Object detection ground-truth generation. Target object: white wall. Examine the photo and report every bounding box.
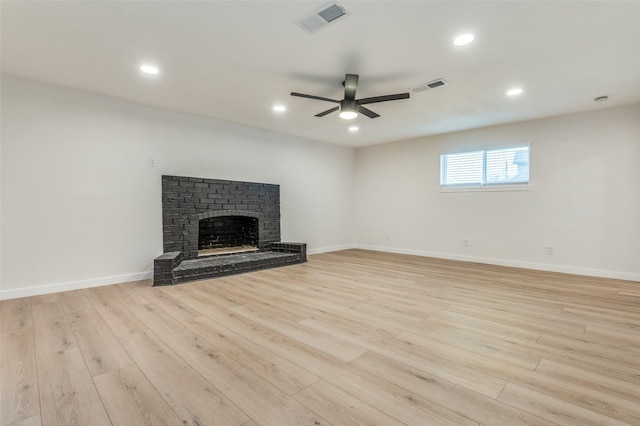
[1,76,356,299]
[3,76,638,300]
[354,104,640,281]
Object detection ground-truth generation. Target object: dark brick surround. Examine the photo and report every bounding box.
[162,175,280,259]
[155,176,305,286]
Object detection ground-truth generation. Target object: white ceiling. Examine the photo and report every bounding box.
[2,1,640,147]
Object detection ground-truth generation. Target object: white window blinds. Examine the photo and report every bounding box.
[440,145,530,188]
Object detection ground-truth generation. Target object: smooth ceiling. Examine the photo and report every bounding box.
[2,1,640,147]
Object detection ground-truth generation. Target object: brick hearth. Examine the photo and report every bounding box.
[153,175,306,285]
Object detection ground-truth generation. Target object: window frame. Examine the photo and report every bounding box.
[439,143,531,192]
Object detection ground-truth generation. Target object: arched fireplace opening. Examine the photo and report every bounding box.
[198,215,258,257]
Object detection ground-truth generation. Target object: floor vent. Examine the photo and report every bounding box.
[297,3,348,34]
[411,78,449,93]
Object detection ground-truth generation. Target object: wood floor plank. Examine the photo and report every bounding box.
[0,328,40,425]
[0,298,30,314]
[292,379,406,426]
[302,318,507,398]
[351,351,552,426]
[6,415,42,426]
[126,302,217,361]
[133,286,201,322]
[535,359,640,407]
[36,348,111,426]
[0,299,32,332]
[498,382,629,426]
[172,280,243,310]
[29,294,59,305]
[184,315,319,395]
[426,309,541,342]
[82,286,147,337]
[58,289,95,313]
[537,332,640,366]
[65,307,133,376]
[119,330,249,426]
[109,282,151,305]
[159,282,242,317]
[3,249,639,426]
[93,364,183,426]
[190,351,328,426]
[31,302,77,357]
[447,303,587,336]
[231,304,368,362]
[584,324,640,347]
[197,309,477,425]
[421,318,541,369]
[428,331,640,421]
[395,324,640,423]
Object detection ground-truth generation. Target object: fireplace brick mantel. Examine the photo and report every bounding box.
[162,175,280,259]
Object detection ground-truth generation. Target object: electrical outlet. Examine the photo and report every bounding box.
[463,239,469,247]
[385,234,390,241]
[546,245,554,255]
[148,157,156,167]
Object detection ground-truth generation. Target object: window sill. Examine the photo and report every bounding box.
[439,184,532,193]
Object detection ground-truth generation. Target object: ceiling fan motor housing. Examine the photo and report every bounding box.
[340,99,358,113]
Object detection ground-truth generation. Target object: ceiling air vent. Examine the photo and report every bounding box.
[411,78,449,93]
[297,3,348,34]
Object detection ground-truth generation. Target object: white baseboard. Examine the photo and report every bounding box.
[307,244,357,255]
[0,271,152,300]
[0,244,356,300]
[0,244,355,300]
[3,244,636,300]
[355,245,640,282]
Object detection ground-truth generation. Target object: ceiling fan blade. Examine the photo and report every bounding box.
[315,106,340,117]
[357,93,410,105]
[357,105,380,119]
[290,92,340,103]
[344,74,359,101]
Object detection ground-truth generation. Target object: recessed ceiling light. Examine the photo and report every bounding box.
[349,126,359,132]
[507,88,523,96]
[453,34,474,46]
[272,105,286,112]
[140,65,159,75]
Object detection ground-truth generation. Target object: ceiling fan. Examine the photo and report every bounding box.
[291,74,409,120]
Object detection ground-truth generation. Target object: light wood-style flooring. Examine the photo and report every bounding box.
[1,249,639,425]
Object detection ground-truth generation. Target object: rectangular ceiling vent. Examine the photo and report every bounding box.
[297,3,348,34]
[411,78,449,93]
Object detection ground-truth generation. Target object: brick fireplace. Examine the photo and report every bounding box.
[154,175,305,285]
[161,175,280,259]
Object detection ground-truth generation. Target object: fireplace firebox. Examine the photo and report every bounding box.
[198,215,258,256]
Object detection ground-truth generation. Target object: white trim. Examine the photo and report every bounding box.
[439,184,532,193]
[3,243,636,300]
[439,141,532,157]
[0,244,356,300]
[308,244,357,255]
[355,245,640,282]
[0,271,152,300]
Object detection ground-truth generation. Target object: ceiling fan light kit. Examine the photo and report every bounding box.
[339,110,358,120]
[291,73,410,120]
[339,99,358,119]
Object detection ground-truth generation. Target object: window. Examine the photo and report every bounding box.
[440,145,530,188]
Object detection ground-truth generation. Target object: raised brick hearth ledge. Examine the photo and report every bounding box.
[153,242,306,286]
